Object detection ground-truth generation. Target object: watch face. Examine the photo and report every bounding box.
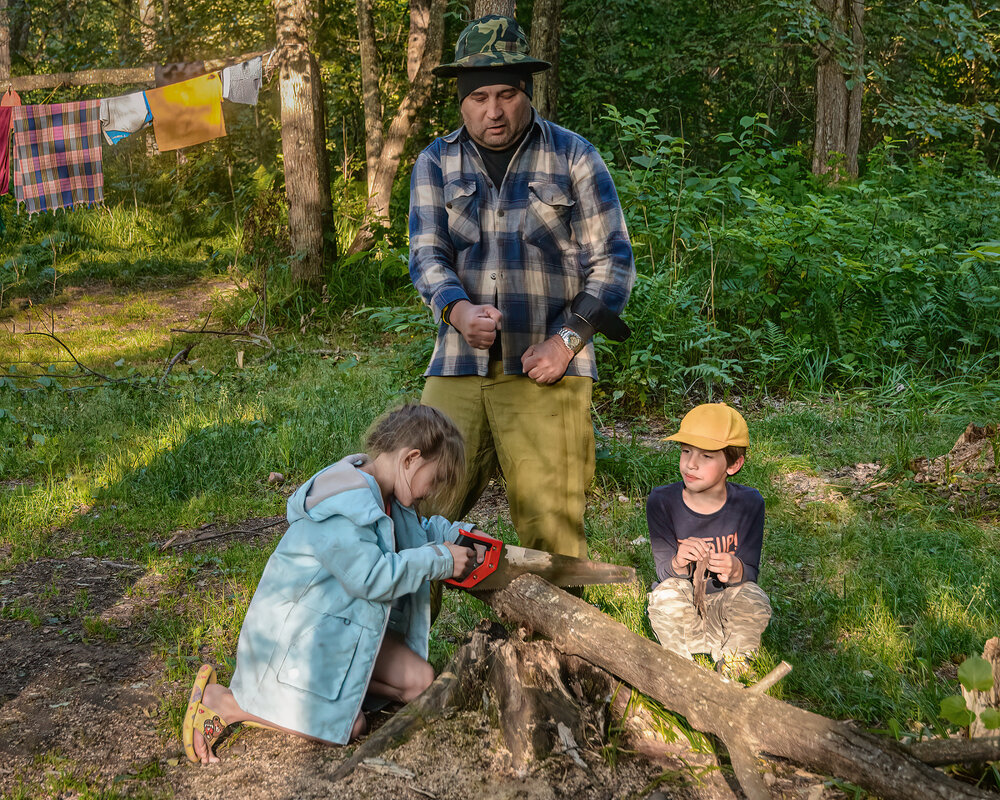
[560,328,583,352]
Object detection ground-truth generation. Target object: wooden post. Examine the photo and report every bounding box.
[275,0,330,287]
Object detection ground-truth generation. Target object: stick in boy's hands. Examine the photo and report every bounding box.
[692,555,710,618]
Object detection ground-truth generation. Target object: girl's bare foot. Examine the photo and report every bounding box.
[192,682,241,764]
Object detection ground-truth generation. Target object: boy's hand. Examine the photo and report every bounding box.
[672,537,712,572]
[709,551,742,584]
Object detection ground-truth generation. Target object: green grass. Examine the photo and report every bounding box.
[3,276,1000,795]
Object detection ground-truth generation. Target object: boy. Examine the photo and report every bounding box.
[646,403,771,678]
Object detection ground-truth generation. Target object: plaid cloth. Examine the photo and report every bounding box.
[13,101,103,216]
[408,111,634,379]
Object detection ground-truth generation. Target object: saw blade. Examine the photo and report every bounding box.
[469,544,635,590]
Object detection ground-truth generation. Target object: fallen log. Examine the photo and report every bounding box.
[488,574,995,800]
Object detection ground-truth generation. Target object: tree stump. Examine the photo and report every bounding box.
[963,637,1000,739]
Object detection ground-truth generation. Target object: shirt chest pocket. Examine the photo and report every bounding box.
[524,182,576,255]
[445,180,479,251]
[276,614,365,701]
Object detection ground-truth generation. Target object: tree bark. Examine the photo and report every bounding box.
[489,574,996,800]
[348,0,446,254]
[475,0,515,16]
[963,637,1000,740]
[529,0,561,121]
[812,0,863,179]
[275,0,331,286]
[0,0,9,87]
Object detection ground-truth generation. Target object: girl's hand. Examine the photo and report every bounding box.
[445,542,477,580]
[709,551,741,584]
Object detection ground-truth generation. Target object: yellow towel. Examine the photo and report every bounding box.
[146,72,226,152]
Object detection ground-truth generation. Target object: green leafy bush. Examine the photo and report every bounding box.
[598,107,1000,406]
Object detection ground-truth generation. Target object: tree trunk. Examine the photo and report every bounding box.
[812,0,863,179]
[488,575,996,800]
[529,0,561,121]
[475,0,515,16]
[0,0,9,86]
[138,0,157,155]
[310,52,335,262]
[275,0,331,286]
[348,0,446,254]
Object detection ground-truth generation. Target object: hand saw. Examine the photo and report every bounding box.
[444,529,635,591]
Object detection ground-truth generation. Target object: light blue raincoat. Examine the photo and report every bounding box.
[228,454,465,744]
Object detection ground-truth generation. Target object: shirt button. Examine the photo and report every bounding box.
[490,273,497,280]
[497,209,505,217]
[446,202,453,209]
[343,618,351,625]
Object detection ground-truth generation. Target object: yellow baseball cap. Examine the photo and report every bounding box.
[664,403,749,450]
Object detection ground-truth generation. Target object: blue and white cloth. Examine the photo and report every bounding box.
[98,91,152,146]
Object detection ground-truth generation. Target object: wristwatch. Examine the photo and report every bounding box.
[557,326,584,355]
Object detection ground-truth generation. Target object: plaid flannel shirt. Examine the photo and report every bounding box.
[409,112,635,379]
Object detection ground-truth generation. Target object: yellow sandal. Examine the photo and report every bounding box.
[182,664,230,763]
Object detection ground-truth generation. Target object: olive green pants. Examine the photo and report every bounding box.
[421,363,595,560]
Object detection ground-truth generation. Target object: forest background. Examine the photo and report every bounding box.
[1,0,1000,797]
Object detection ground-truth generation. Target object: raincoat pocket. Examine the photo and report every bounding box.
[276,614,364,701]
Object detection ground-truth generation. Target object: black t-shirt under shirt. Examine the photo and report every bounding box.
[646,481,765,594]
[472,133,526,361]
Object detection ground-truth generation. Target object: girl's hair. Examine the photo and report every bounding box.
[365,403,466,506]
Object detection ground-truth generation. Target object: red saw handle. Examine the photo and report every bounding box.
[443,528,503,589]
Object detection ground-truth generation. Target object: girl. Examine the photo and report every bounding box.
[182,403,481,764]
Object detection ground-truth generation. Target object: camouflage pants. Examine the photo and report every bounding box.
[647,578,772,662]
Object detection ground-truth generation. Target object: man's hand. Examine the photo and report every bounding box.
[450,300,501,350]
[521,335,573,384]
[672,537,711,573]
[709,551,742,584]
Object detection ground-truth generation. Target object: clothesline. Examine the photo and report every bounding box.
[3,50,275,93]
[2,52,275,217]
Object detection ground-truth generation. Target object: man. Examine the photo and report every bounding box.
[409,15,635,560]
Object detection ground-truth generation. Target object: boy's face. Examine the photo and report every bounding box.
[678,444,744,494]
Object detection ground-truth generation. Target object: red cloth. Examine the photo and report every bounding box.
[0,106,12,195]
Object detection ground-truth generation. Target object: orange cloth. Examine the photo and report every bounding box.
[145,72,226,152]
[1,88,22,107]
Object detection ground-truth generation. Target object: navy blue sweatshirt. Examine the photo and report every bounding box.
[646,481,764,594]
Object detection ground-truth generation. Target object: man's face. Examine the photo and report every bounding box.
[460,84,532,151]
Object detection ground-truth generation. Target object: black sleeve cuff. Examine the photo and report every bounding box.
[570,292,631,342]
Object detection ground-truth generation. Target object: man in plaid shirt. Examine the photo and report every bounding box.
[411,15,635,561]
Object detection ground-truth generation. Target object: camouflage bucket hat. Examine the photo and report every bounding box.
[433,15,551,77]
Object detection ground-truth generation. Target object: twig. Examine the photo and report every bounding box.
[749,661,792,695]
[160,344,196,387]
[22,331,121,383]
[159,517,285,550]
[170,328,271,346]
